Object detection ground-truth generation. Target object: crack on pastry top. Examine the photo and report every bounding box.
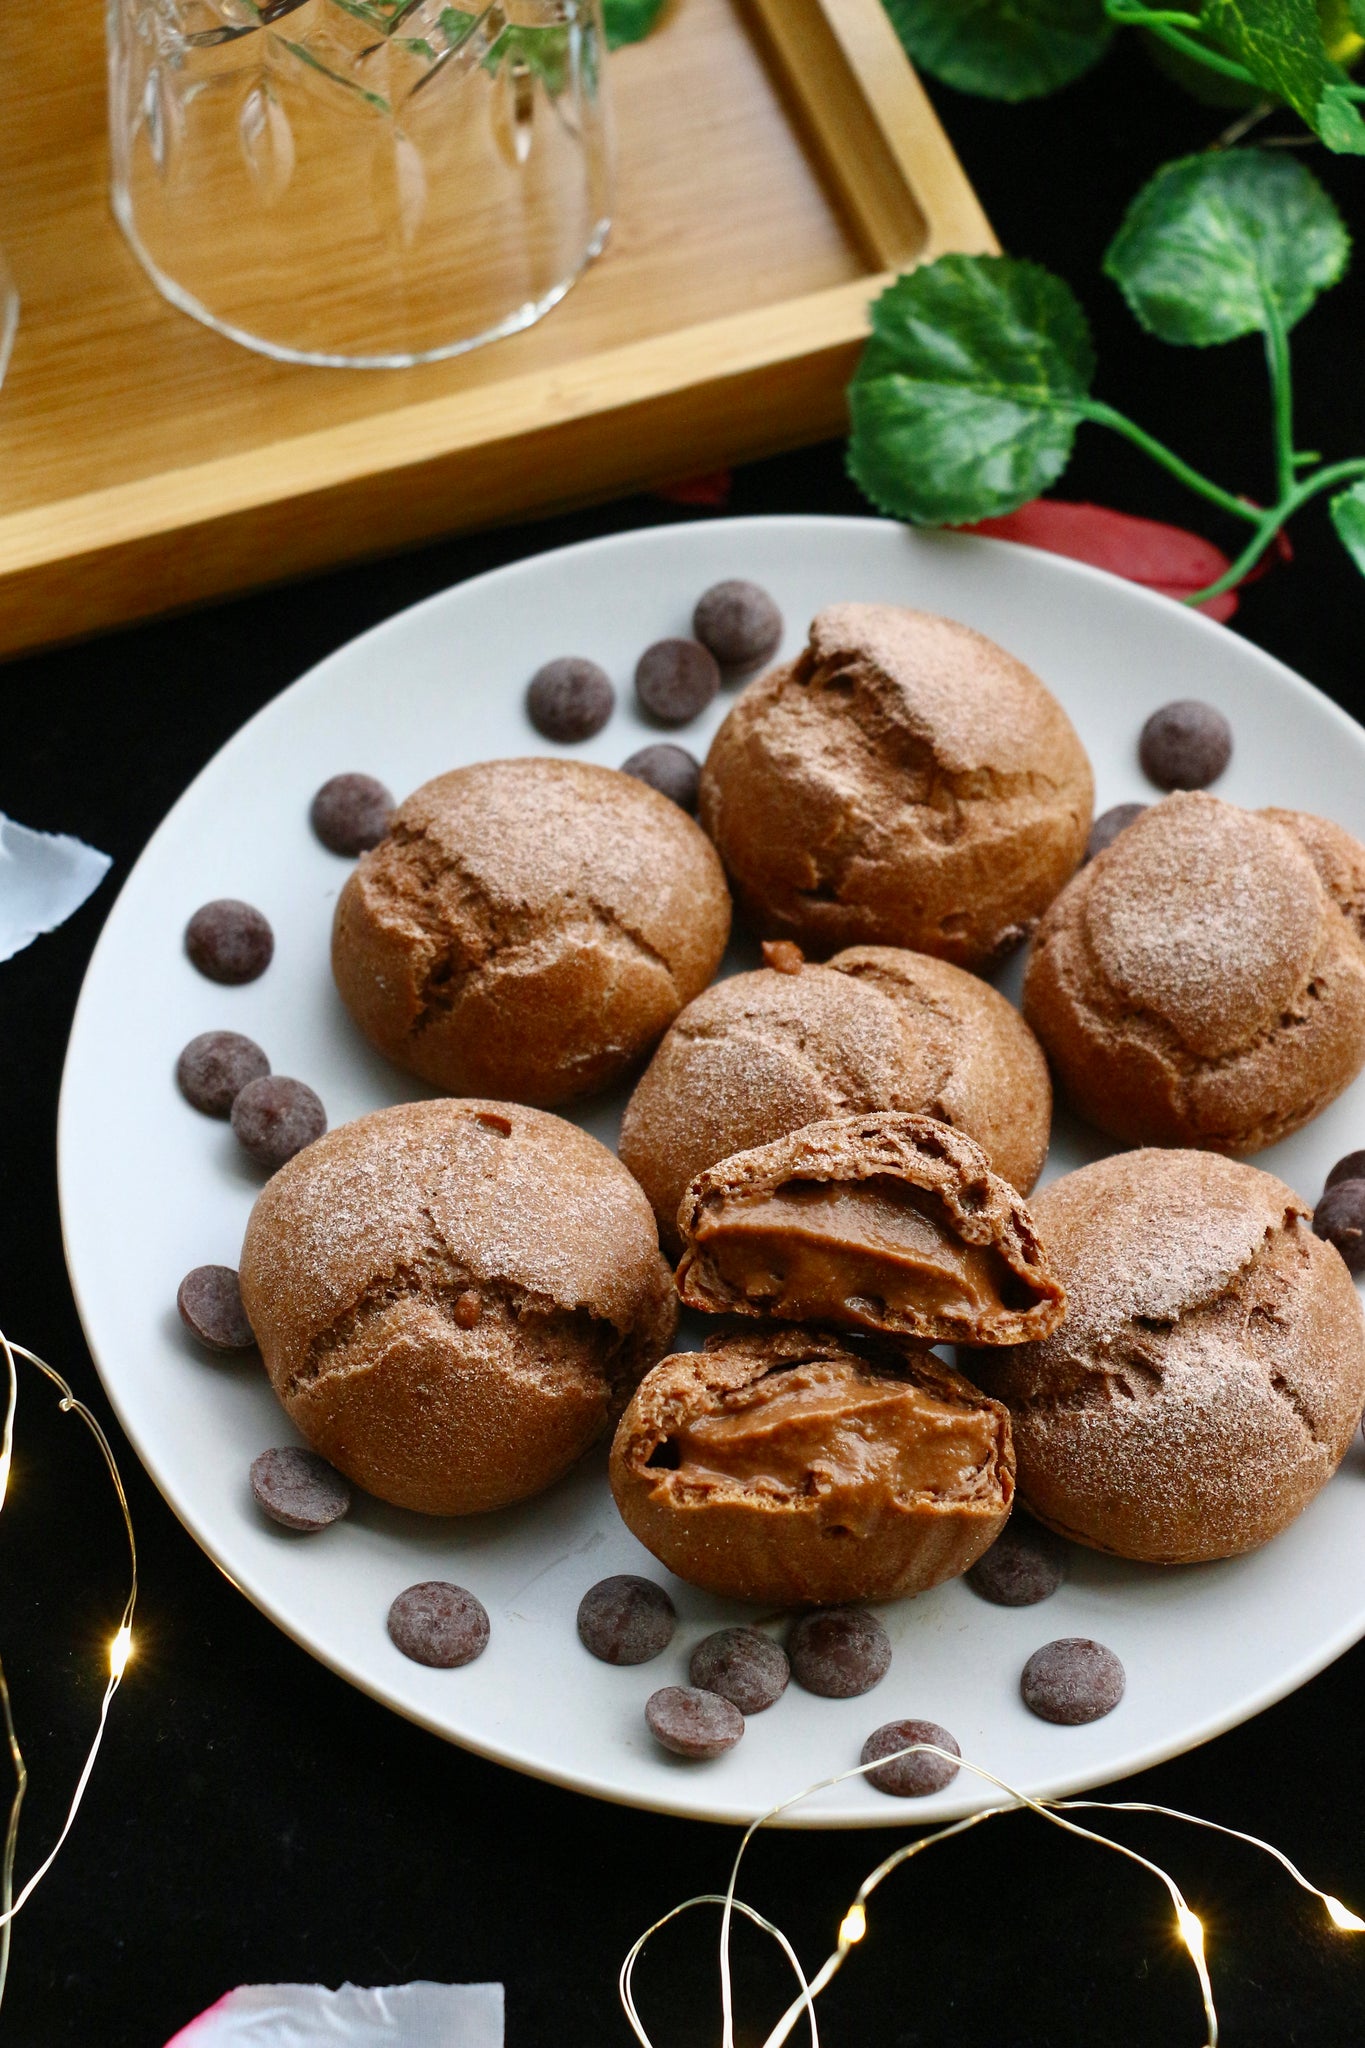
[1024,794,1365,1152]
[239,1098,673,1373]
[332,759,731,1096]
[1081,796,1322,1056]
[697,605,1094,965]
[674,1111,1064,1344]
[965,1149,1365,1561]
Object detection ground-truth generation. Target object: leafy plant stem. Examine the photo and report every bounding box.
[1187,457,1365,602]
[1101,3,1258,85]
[1262,293,1297,501]
[1077,400,1266,524]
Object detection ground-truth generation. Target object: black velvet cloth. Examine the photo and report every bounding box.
[3,30,1365,2046]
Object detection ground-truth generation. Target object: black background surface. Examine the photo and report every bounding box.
[4,24,1365,2046]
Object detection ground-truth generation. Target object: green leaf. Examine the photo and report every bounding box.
[1199,0,1365,150]
[1104,149,1349,346]
[847,255,1094,524]
[881,0,1113,99]
[604,0,668,49]
[1330,479,1365,572]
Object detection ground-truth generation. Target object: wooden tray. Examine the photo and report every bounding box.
[0,0,995,657]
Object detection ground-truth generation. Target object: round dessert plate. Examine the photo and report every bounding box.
[59,515,1365,1827]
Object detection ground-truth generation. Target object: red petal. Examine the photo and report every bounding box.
[966,499,1240,620]
[652,469,733,509]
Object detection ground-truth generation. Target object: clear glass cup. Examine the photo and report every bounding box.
[106,0,614,368]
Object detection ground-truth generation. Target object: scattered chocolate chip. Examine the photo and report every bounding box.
[692,579,783,673]
[387,1581,490,1668]
[1021,1638,1125,1725]
[635,639,720,727]
[1138,701,1232,791]
[1313,1180,1365,1273]
[176,1030,270,1117]
[231,1075,327,1170]
[621,743,701,812]
[861,1718,961,1797]
[689,1627,789,1714]
[527,657,615,742]
[967,1515,1068,1607]
[1085,802,1148,864]
[474,1110,513,1135]
[762,939,805,975]
[788,1607,891,1699]
[645,1685,744,1760]
[250,1446,351,1531]
[577,1575,677,1665]
[177,1264,256,1351]
[310,773,394,856]
[1326,1150,1365,1193]
[185,899,274,984]
[453,1290,482,1329]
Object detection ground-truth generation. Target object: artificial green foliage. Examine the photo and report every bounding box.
[881,0,1113,99]
[1200,0,1365,149]
[1103,149,1350,344]
[845,153,1365,599]
[847,257,1095,523]
[1330,481,1365,568]
[603,0,668,48]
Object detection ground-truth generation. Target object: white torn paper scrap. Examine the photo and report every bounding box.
[164,1981,505,2047]
[0,812,111,963]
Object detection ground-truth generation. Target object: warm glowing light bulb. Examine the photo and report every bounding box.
[1177,1907,1205,1960]
[109,1625,133,1679]
[839,1903,867,1946]
[1324,1896,1365,1933]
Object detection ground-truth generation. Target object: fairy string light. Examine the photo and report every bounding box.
[621,1740,1365,2048]
[0,1328,138,2013]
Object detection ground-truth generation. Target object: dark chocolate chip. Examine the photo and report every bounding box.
[250,1446,351,1531]
[1313,1180,1365,1274]
[177,1265,256,1351]
[1021,1638,1125,1725]
[577,1575,676,1665]
[762,939,804,975]
[692,580,783,673]
[621,743,701,812]
[231,1075,327,1170]
[645,1685,744,1760]
[967,1514,1068,1607]
[1085,802,1148,864]
[387,1582,490,1668]
[1138,701,1232,791]
[689,1627,789,1714]
[635,639,720,727]
[185,899,274,984]
[527,658,615,742]
[1326,1151,1365,1194]
[310,773,394,856]
[788,1607,891,1699]
[861,1718,961,1797]
[176,1030,270,1117]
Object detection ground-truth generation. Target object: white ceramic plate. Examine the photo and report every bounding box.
[59,515,1365,1828]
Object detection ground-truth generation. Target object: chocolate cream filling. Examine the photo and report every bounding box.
[654,1359,1003,1523]
[688,1175,1033,1328]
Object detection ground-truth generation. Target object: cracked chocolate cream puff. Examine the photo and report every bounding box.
[610,1328,1015,1605]
[1023,793,1365,1153]
[331,759,731,1107]
[238,1098,677,1515]
[699,603,1093,968]
[676,1113,1064,1347]
[966,1149,1365,1563]
[619,943,1051,1255]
